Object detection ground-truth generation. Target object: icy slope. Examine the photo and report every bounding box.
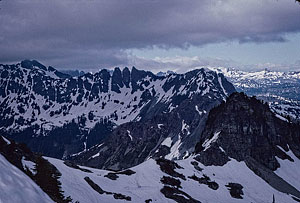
[0,154,53,203]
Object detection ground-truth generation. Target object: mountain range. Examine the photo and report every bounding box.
[1,60,300,203]
[208,67,300,121]
[0,60,234,167]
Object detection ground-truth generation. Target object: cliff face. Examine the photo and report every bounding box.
[195,92,300,171]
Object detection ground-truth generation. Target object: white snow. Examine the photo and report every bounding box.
[275,146,300,191]
[46,157,172,203]
[181,120,190,135]
[195,105,203,116]
[161,137,172,147]
[21,157,36,175]
[176,157,295,203]
[218,76,227,96]
[157,124,164,129]
[127,130,133,141]
[219,146,225,153]
[91,152,100,159]
[202,131,221,151]
[0,154,53,203]
[44,155,299,203]
[201,86,210,96]
[165,135,182,160]
[275,114,289,122]
[1,136,11,144]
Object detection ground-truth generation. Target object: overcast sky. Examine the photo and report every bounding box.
[0,0,300,73]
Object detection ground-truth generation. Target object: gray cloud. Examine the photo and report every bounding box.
[126,55,300,73]
[125,55,238,73]
[0,0,299,69]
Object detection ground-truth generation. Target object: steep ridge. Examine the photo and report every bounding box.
[0,153,53,203]
[0,60,235,160]
[0,136,70,202]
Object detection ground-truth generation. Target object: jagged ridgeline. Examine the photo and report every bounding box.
[0,60,235,165]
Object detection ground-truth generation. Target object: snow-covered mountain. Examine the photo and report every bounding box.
[208,67,300,120]
[0,60,235,161]
[1,92,300,203]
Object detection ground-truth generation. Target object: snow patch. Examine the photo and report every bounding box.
[275,147,300,191]
[219,146,225,153]
[165,136,182,160]
[91,152,100,159]
[218,76,227,96]
[127,130,133,141]
[157,124,164,129]
[275,114,289,122]
[202,131,221,151]
[181,120,190,135]
[21,157,36,175]
[2,136,11,145]
[161,137,172,148]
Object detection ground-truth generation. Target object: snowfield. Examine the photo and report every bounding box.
[0,154,52,203]
[45,155,299,203]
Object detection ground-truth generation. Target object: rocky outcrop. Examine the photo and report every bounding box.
[194,92,300,198]
[195,92,300,171]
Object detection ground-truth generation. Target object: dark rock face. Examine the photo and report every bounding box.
[188,174,219,190]
[160,186,200,203]
[225,183,244,199]
[161,176,182,188]
[111,67,124,93]
[156,158,186,180]
[84,177,131,201]
[104,169,136,180]
[195,92,300,171]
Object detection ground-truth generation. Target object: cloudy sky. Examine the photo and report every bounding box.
[0,0,300,73]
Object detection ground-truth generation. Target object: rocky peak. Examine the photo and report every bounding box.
[195,92,300,171]
[21,59,47,71]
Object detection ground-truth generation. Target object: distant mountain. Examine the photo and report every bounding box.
[209,67,300,121]
[156,70,176,77]
[1,92,300,203]
[0,60,235,164]
[60,69,85,77]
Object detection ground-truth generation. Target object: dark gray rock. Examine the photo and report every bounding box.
[195,92,300,171]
